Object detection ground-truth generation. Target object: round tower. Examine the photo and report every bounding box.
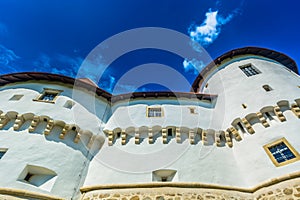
[0,73,108,199]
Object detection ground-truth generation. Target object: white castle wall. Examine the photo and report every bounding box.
[106,103,214,130]
[201,56,300,129]
[199,55,300,186]
[0,82,110,199]
[83,55,300,190]
[0,82,109,134]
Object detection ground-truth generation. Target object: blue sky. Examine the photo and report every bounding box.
[0,0,299,94]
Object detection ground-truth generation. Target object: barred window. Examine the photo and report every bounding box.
[33,88,62,103]
[268,142,296,163]
[264,138,300,167]
[240,64,261,77]
[41,93,57,101]
[147,107,162,117]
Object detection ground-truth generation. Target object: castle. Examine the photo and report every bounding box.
[0,47,300,199]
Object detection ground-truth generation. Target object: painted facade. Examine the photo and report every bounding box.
[0,47,300,200]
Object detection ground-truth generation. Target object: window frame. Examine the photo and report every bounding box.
[239,63,261,77]
[152,169,177,182]
[262,85,273,92]
[9,94,24,101]
[188,107,197,114]
[33,88,63,104]
[146,106,163,118]
[63,100,75,109]
[0,148,8,159]
[263,137,300,167]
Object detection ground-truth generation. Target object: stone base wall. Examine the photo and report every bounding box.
[81,187,251,200]
[1,178,300,199]
[254,178,300,200]
[81,178,300,200]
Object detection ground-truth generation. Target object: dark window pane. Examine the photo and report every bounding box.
[148,107,162,117]
[41,93,56,101]
[268,142,296,163]
[0,151,6,159]
[240,64,261,77]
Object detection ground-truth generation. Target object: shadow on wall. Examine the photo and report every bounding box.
[104,98,300,148]
[0,111,105,159]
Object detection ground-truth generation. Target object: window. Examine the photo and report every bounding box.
[116,132,121,138]
[167,128,173,137]
[239,64,261,77]
[263,138,300,167]
[33,88,62,103]
[152,169,177,182]
[161,177,168,182]
[265,112,274,120]
[147,107,163,117]
[9,94,24,101]
[0,148,7,159]
[263,85,273,92]
[18,165,57,191]
[189,107,196,114]
[237,122,246,133]
[63,100,75,109]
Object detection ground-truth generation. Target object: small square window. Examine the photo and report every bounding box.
[242,104,247,109]
[263,85,273,92]
[33,88,62,103]
[189,107,196,114]
[263,138,300,167]
[63,100,75,109]
[152,169,177,182]
[147,107,163,117]
[0,148,8,159]
[239,64,261,77]
[18,165,57,192]
[9,94,24,101]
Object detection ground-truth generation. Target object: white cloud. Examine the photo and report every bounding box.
[33,54,51,69]
[184,5,241,74]
[108,75,115,89]
[33,53,83,79]
[0,44,20,65]
[189,10,219,46]
[0,44,20,74]
[112,83,148,94]
[182,58,205,75]
[76,58,104,84]
[32,53,119,93]
[0,45,118,92]
[188,8,238,47]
